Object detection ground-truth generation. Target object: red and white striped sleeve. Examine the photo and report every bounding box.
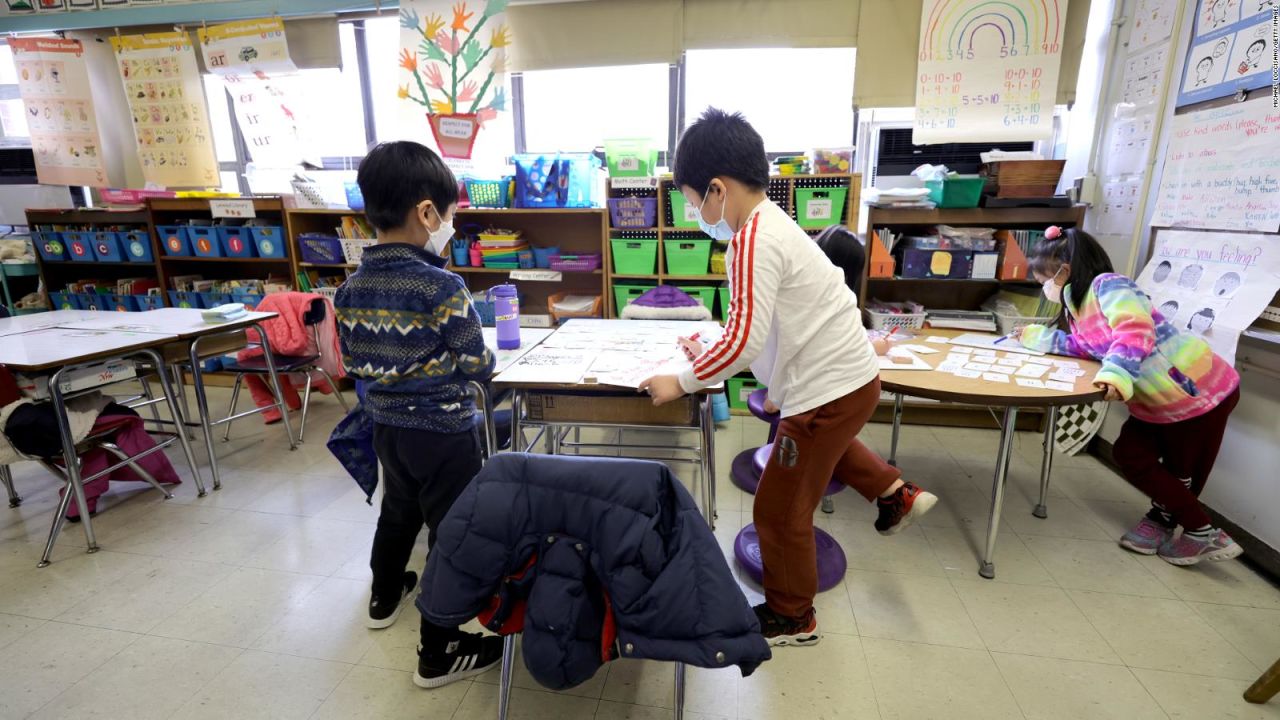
[678,212,780,393]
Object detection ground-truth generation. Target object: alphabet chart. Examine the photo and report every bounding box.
[110,31,219,188]
[913,0,1069,143]
[9,37,110,187]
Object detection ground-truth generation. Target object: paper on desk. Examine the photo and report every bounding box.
[982,372,1010,383]
[953,369,982,378]
[985,365,1012,375]
[897,344,939,354]
[964,362,993,372]
[1045,380,1075,392]
[950,347,973,354]
[1051,359,1080,368]
[1048,371,1079,383]
[936,363,964,373]
[1016,364,1049,378]
[878,349,932,371]
[994,357,1022,367]
[493,347,595,385]
[588,349,690,389]
[925,336,950,344]
[1025,357,1053,365]
[1016,378,1045,388]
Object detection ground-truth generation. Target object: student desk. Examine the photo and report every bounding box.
[878,328,1105,580]
[55,309,294,493]
[0,309,111,337]
[492,319,723,529]
[0,326,202,566]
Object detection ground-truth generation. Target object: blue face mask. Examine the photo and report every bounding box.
[697,185,735,242]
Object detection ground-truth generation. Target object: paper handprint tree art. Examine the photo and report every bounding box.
[398,0,511,159]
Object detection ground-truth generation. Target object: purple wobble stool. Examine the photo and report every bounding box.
[732,389,845,499]
[734,523,847,592]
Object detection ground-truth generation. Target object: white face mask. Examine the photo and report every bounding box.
[696,184,735,242]
[1042,268,1064,304]
[424,204,454,257]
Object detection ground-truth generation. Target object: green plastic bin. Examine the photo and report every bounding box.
[673,285,716,313]
[718,286,731,320]
[605,138,658,177]
[613,282,657,315]
[794,187,849,228]
[610,238,659,275]
[667,191,701,229]
[725,376,765,411]
[925,176,985,208]
[665,238,712,276]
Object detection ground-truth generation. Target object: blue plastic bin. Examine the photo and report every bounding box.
[532,246,560,268]
[106,293,139,312]
[514,154,599,208]
[218,227,257,258]
[136,294,165,311]
[250,226,287,258]
[188,227,221,257]
[122,230,153,262]
[201,292,234,308]
[92,232,125,262]
[65,232,95,262]
[158,226,192,256]
[49,291,76,310]
[36,232,68,261]
[168,291,203,309]
[79,293,109,311]
[231,292,264,310]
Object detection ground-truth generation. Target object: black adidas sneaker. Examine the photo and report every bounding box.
[415,633,506,689]
[367,571,417,629]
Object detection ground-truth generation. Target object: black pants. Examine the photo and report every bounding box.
[371,422,483,650]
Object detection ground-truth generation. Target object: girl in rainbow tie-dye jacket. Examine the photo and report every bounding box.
[1018,227,1242,568]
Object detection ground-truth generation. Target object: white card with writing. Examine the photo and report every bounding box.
[1016,364,1049,378]
[985,365,1012,375]
[1045,380,1075,392]
[898,344,939,354]
[936,363,964,373]
[1049,371,1078,383]
[1016,378,1045,388]
[954,369,982,378]
[950,347,973,354]
[1051,360,1080,368]
[964,362,993,372]
[994,357,1022,367]
[982,372,1010,383]
[1026,357,1053,365]
[926,336,950,344]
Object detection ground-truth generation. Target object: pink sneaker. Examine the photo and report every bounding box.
[1119,518,1173,555]
[1158,529,1244,566]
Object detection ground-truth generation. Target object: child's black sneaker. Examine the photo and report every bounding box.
[415,633,505,689]
[753,603,821,647]
[367,571,417,629]
[875,481,938,536]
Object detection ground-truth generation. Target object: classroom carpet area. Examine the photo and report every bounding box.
[0,387,1277,720]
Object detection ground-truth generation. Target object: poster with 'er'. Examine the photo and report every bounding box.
[10,38,110,187]
[111,31,219,188]
[914,0,1069,144]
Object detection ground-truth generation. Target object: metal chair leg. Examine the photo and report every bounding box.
[1,465,20,508]
[98,443,173,500]
[298,373,313,444]
[497,635,516,720]
[222,374,244,442]
[673,662,686,720]
[317,368,350,412]
[36,461,76,569]
[138,376,164,425]
[1034,406,1058,519]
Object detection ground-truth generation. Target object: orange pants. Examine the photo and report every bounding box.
[754,378,901,617]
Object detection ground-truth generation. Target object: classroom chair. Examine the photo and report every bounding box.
[1,465,19,508]
[219,297,349,443]
[1246,657,1280,704]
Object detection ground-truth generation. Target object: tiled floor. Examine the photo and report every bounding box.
[1,387,1278,719]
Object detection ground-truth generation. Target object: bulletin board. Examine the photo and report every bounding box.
[1176,0,1276,107]
[913,0,1070,143]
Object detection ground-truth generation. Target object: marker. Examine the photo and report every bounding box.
[992,332,1014,346]
[887,326,900,338]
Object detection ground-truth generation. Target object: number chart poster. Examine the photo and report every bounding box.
[1137,230,1280,363]
[198,18,301,168]
[914,0,1069,144]
[110,31,219,188]
[1177,0,1276,107]
[1151,99,1280,231]
[10,38,110,187]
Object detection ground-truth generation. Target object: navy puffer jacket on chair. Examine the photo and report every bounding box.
[418,453,771,690]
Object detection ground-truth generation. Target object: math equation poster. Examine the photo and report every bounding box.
[110,31,219,189]
[10,37,110,187]
[914,0,1069,144]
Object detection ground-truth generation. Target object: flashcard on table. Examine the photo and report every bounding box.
[1045,380,1075,392]
[951,347,974,354]
[982,372,1010,383]
[964,362,993,372]
[1049,371,1078,383]
[954,369,982,378]
[985,365,1012,375]
[1016,378,1045,388]
[994,357,1022,367]
[926,336,951,344]
[1051,360,1080,368]
[898,344,939,354]
[1025,357,1053,366]
[1015,364,1049,378]
[936,363,964,373]
[945,353,970,364]
[973,350,998,359]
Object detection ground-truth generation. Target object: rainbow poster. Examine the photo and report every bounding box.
[914,0,1069,144]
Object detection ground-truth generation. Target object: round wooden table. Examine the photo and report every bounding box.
[878,328,1106,579]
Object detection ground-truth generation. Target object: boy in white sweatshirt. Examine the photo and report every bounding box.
[640,108,937,647]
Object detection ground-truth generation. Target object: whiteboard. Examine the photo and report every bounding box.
[913,0,1069,143]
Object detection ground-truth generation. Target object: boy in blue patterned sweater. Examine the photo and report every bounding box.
[334,141,502,689]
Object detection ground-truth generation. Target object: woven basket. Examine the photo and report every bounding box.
[980,160,1066,198]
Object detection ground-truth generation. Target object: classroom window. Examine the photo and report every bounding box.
[0,42,29,141]
[684,47,855,152]
[521,63,670,153]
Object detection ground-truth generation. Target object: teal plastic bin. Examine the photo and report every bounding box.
[925,177,985,208]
